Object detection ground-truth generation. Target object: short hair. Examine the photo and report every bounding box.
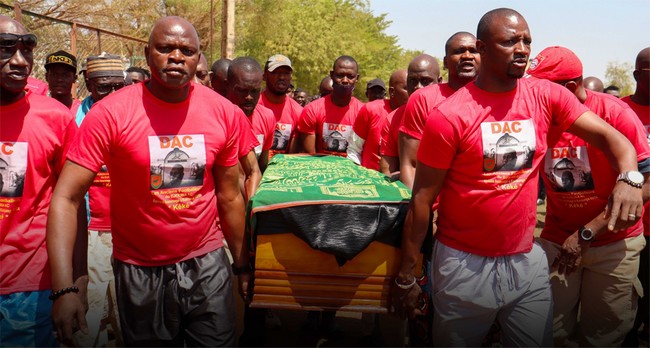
[445,31,476,53]
[294,87,306,94]
[604,85,620,92]
[126,66,149,78]
[332,55,358,71]
[477,8,524,41]
[211,58,231,76]
[227,57,262,81]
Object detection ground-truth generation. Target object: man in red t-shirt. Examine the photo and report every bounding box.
[48,17,249,347]
[226,57,275,179]
[528,46,650,347]
[399,32,480,189]
[348,70,407,171]
[0,16,85,347]
[259,54,303,157]
[622,46,650,346]
[297,55,363,157]
[44,50,81,113]
[380,54,442,177]
[391,9,644,347]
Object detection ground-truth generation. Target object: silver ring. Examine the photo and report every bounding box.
[628,214,636,219]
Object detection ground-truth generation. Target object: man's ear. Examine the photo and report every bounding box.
[564,81,579,94]
[476,39,486,55]
[388,86,395,98]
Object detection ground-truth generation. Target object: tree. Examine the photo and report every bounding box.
[604,61,633,97]
[233,0,422,98]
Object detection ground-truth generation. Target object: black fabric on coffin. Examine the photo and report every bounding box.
[255,203,407,266]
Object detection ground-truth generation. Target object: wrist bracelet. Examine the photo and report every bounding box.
[394,276,416,290]
[49,286,79,301]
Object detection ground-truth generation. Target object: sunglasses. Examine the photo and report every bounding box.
[94,82,125,94]
[0,33,38,50]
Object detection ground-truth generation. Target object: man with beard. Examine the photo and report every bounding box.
[399,32,480,189]
[391,8,644,346]
[48,16,248,346]
[297,55,363,157]
[0,15,86,347]
[258,54,303,156]
[44,50,81,113]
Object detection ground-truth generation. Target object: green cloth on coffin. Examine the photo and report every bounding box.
[249,155,411,265]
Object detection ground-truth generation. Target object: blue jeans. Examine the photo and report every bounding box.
[0,290,59,347]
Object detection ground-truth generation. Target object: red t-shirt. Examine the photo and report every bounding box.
[352,99,392,170]
[541,91,650,246]
[297,94,363,156]
[417,79,588,256]
[380,105,405,157]
[620,95,650,236]
[258,93,303,158]
[70,98,82,116]
[0,91,77,294]
[247,104,277,158]
[236,108,260,158]
[26,77,48,96]
[67,83,240,266]
[400,83,456,140]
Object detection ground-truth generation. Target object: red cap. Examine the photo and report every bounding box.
[526,46,583,81]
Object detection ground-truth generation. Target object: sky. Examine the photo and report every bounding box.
[368,0,650,82]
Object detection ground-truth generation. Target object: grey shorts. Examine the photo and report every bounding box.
[113,248,235,347]
[431,240,553,347]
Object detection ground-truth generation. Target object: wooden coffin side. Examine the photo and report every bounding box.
[251,233,424,313]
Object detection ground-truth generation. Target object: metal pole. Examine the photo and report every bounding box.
[71,22,77,99]
[13,1,22,24]
[209,0,213,64]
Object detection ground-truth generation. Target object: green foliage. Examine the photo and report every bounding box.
[604,61,634,97]
[233,0,420,98]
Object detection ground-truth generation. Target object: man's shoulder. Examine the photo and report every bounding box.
[26,92,74,121]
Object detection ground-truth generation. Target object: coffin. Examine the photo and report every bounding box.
[248,155,421,313]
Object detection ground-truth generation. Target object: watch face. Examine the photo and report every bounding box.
[580,228,594,241]
[628,171,644,184]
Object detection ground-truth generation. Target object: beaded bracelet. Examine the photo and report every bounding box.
[48,286,79,301]
[394,276,416,290]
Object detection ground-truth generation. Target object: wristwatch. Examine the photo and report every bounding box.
[579,226,594,242]
[617,171,644,188]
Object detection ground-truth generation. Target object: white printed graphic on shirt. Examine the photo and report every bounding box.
[148,135,206,190]
[0,142,27,198]
[481,120,536,172]
[543,145,593,192]
[322,123,352,153]
[272,123,292,151]
[254,134,264,158]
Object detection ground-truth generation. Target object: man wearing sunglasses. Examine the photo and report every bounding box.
[74,53,125,125]
[0,15,86,347]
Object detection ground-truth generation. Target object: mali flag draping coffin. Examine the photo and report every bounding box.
[248,155,423,313]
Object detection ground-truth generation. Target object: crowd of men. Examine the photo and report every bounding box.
[1,7,649,347]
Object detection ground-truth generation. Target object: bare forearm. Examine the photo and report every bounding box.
[47,196,81,290]
[398,134,420,190]
[218,194,248,266]
[398,201,430,278]
[380,156,397,176]
[72,204,88,281]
